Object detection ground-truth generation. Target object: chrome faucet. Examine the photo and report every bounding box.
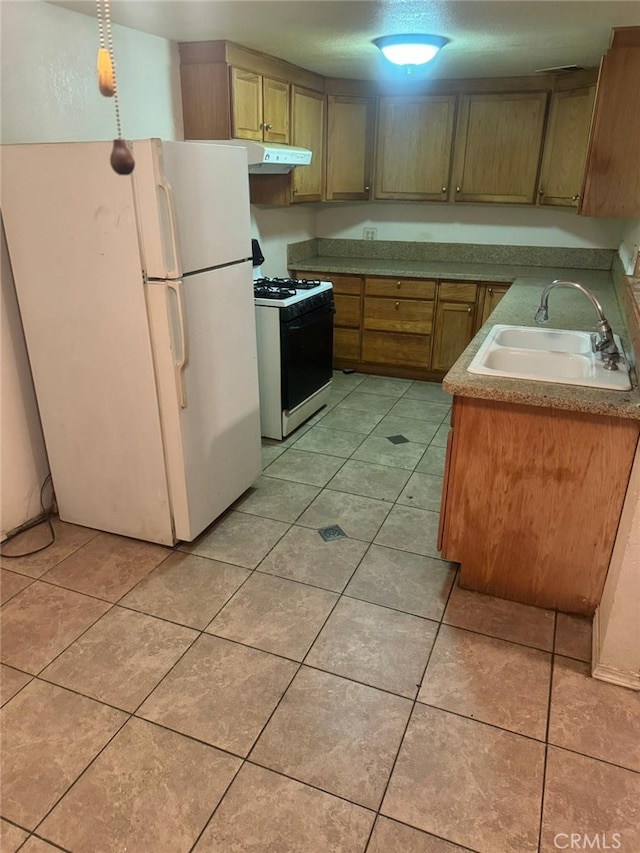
[534,279,621,371]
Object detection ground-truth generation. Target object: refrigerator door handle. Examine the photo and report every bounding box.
[167,280,189,408]
[157,180,180,279]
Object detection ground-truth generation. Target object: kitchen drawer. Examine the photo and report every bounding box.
[362,331,431,367]
[365,277,436,300]
[334,328,360,361]
[364,297,433,334]
[334,293,361,328]
[438,281,478,302]
[325,274,362,295]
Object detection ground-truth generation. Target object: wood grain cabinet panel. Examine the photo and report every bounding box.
[326,96,375,201]
[231,68,290,143]
[451,92,548,204]
[580,28,640,217]
[364,297,434,335]
[476,283,510,329]
[291,86,325,202]
[537,86,596,207]
[262,76,290,143]
[375,96,457,201]
[365,277,436,300]
[231,68,264,140]
[301,271,363,365]
[440,396,640,615]
[431,300,476,372]
[362,331,431,368]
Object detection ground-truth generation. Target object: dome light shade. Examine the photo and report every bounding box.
[373,34,449,67]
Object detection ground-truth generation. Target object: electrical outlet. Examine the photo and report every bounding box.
[363,228,377,241]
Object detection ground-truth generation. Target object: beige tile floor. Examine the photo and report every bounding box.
[1,370,639,853]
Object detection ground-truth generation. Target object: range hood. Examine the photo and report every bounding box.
[238,141,313,174]
[187,139,312,174]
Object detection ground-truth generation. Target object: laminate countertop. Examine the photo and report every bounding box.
[292,257,640,419]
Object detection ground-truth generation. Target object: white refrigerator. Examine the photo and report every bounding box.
[1,139,261,545]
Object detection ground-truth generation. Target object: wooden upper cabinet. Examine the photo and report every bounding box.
[262,77,290,143]
[231,68,290,143]
[326,95,375,201]
[375,95,457,201]
[291,87,325,202]
[580,27,640,217]
[537,86,596,207]
[231,68,263,140]
[451,92,548,204]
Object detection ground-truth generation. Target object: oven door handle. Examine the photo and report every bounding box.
[286,304,335,332]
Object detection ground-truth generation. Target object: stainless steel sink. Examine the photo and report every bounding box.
[468,324,632,391]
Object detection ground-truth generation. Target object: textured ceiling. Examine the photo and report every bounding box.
[48,0,640,80]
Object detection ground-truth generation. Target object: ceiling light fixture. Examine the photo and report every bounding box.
[373,34,449,69]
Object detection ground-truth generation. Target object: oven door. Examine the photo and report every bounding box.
[280,301,334,411]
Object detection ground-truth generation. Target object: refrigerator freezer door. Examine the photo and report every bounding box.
[0,141,175,544]
[132,139,252,279]
[145,261,261,541]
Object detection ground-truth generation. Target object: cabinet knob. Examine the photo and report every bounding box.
[265,123,273,130]
[441,186,447,193]
[538,188,544,196]
[395,301,400,310]
[572,193,580,201]
[259,122,265,129]
[364,185,370,192]
[292,187,298,195]
[488,287,493,293]
[396,281,401,288]
[467,307,472,314]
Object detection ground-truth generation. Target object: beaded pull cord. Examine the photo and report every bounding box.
[96,0,134,174]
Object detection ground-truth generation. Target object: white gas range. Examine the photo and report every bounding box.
[253,277,335,440]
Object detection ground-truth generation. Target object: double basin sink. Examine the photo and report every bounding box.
[468,324,632,391]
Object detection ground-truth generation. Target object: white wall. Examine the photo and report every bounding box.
[0,0,183,536]
[316,201,628,249]
[251,205,316,277]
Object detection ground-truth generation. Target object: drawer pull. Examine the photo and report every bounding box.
[395,301,400,310]
[396,281,401,288]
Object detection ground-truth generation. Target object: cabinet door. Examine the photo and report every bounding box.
[326,96,375,201]
[375,96,456,201]
[231,68,263,140]
[479,283,510,328]
[537,86,595,207]
[580,32,640,217]
[451,92,548,203]
[262,77,290,144]
[432,300,476,372]
[291,87,324,202]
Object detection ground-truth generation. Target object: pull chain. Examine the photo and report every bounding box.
[96,0,134,174]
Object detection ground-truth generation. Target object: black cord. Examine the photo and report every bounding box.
[1,474,56,558]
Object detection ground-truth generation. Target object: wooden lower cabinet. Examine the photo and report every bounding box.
[439,396,640,615]
[431,282,478,372]
[476,283,510,329]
